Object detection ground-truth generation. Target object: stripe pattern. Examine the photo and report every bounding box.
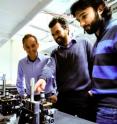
[92,20,117,93]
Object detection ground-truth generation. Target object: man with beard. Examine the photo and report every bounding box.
[35,16,96,121]
[70,0,117,124]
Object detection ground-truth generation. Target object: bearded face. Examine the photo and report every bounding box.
[75,7,103,35]
[83,12,101,34]
[55,36,66,46]
[51,23,69,47]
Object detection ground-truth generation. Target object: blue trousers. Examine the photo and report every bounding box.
[96,107,117,124]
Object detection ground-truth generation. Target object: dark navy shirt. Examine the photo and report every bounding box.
[51,37,93,94]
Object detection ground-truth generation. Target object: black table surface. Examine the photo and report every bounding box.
[55,110,96,124]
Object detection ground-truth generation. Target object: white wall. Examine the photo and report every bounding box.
[0,37,26,85]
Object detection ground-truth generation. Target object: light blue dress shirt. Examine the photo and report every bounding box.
[16,54,56,96]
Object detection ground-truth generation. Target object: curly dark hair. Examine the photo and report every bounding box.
[49,16,69,29]
[22,34,38,44]
[70,0,112,21]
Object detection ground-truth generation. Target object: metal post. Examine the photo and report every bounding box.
[30,77,35,102]
[2,74,6,96]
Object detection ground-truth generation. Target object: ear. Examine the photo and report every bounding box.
[23,45,26,51]
[65,26,69,35]
[37,42,39,48]
[97,4,104,15]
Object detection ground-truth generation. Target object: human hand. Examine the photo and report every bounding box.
[34,79,46,94]
[20,93,27,99]
[48,95,57,104]
[88,90,93,96]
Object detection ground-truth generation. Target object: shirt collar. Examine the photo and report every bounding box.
[26,53,42,63]
[96,19,113,41]
[59,38,76,49]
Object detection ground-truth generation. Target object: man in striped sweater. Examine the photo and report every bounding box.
[71,0,117,124]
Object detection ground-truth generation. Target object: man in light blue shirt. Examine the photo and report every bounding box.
[16,34,56,100]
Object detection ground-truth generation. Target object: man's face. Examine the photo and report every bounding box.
[23,37,39,58]
[75,7,101,34]
[51,23,69,46]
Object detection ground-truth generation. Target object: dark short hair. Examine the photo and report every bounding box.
[48,16,68,29]
[22,34,38,44]
[70,0,112,20]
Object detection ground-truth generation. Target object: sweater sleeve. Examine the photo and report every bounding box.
[39,57,56,81]
[39,56,57,95]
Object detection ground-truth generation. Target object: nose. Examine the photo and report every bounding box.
[80,20,85,27]
[54,35,58,41]
[28,47,34,53]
